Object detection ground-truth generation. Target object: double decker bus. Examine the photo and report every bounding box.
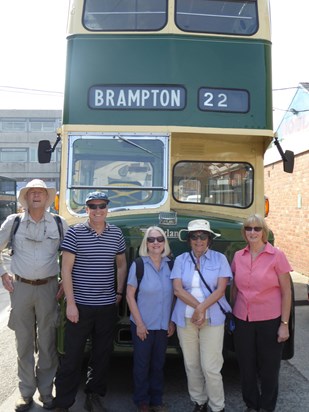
[39,0,294,356]
[0,176,17,226]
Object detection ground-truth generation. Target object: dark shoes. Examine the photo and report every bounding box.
[15,395,57,411]
[39,395,56,410]
[192,403,208,412]
[55,408,70,412]
[84,393,106,412]
[15,396,33,412]
[15,397,33,412]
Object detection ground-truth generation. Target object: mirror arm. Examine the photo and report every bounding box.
[47,133,61,153]
[273,135,287,162]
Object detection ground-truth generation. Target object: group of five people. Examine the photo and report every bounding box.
[0,180,292,412]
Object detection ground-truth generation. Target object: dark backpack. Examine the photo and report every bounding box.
[134,256,174,299]
[8,213,64,255]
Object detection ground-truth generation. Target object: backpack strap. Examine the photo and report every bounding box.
[52,214,64,246]
[167,259,174,271]
[134,257,144,300]
[8,215,22,256]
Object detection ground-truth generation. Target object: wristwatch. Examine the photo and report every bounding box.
[281,320,288,325]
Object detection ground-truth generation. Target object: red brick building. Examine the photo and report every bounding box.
[264,83,309,276]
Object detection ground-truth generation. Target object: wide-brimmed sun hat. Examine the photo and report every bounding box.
[85,191,110,204]
[18,179,56,209]
[187,219,221,238]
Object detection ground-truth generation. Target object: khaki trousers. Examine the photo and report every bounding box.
[177,319,225,412]
[8,277,59,398]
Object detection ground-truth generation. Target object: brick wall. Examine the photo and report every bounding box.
[264,151,309,276]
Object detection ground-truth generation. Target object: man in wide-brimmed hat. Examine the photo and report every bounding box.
[0,179,68,411]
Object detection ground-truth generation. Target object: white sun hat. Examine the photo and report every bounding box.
[187,219,221,238]
[18,179,56,209]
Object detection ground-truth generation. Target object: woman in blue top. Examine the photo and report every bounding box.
[126,226,175,412]
[171,220,232,412]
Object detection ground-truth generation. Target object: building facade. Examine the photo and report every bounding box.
[264,83,309,276]
[0,109,61,194]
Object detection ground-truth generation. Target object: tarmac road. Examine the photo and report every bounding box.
[0,272,308,412]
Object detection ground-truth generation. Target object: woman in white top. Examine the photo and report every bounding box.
[171,220,232,412]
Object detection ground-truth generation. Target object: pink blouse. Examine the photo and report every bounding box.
[231,242,292,321]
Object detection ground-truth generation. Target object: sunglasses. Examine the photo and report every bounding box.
[190,233,209,241]
[147,236,165,243]
[244,226,262,232]
[87,203,107,210]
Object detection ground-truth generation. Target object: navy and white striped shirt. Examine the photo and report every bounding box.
[61,222,126,306]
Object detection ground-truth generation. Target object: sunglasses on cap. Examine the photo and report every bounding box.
[190,233,209,241]
[87,203,108,210]
[244,226,262,232]
[147,236,165,243]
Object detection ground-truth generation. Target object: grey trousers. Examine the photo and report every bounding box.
[8,277,59,398]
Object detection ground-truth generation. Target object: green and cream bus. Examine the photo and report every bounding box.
[39,0,294,356]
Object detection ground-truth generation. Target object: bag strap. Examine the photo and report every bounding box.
[52,214,64,250]
[189,251,228,316]
[8,214,22,255]
[134,257,144,300]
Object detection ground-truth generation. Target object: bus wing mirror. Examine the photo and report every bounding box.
[283,150,294,174]
[273,135,294,173]
[38,140,52,164]
[38,134,61,164]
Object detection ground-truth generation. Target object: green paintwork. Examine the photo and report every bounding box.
[63,34,272,130]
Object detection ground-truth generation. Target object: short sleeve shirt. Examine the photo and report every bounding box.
[61,222,126,305]
[170,249,232,327]
[231,242,292,321]
[127,256,174,330]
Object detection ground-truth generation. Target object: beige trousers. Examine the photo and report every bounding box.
[177,319,225,412]
[8,277,59,398]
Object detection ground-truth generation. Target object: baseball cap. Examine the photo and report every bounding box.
[85,191,110,204]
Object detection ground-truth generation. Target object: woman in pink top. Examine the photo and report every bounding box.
[231,214,292,412]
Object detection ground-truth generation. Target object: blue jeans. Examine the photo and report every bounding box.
[131,321,168,407]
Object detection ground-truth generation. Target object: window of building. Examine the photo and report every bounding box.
[29,120,59,132]
[83,0,167,31]
[0,148,28,162]
[1,120,26,132]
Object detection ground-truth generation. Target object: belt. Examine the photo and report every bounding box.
[15,274,57,286]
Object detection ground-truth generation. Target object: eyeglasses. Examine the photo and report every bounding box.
[190,233,209,241]
[147,236,165,243]
[87,203,107,210]
[244,226,262,232]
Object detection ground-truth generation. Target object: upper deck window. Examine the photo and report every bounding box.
[83,0,167,31]
[175,0,258,35]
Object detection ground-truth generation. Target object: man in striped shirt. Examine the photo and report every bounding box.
[55,192,127,412]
